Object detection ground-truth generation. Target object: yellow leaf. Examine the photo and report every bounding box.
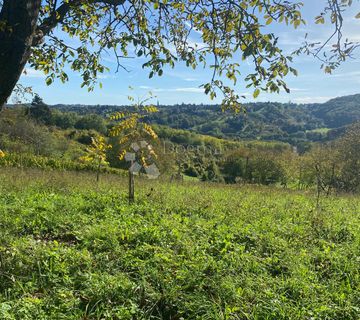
[253,88,260,99]
[315,16,325,24]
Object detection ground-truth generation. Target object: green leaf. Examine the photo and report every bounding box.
[45,77,53,86]
[253,88,260,98]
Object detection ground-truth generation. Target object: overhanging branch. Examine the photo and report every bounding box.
[33,0,126,45]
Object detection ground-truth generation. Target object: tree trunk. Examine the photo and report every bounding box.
[128,167,135,204]
[0,0,41,110]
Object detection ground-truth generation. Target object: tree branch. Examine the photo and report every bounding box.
[33,0,126,45]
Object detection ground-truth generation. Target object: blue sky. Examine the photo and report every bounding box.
[18,0,360,105]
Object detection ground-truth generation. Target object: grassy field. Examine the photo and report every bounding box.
[0,168,359,319]
[305,128,331,134]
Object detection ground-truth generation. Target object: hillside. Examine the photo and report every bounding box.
[49,93,360,145]
[0,106,292,184]
[306,94,360,128]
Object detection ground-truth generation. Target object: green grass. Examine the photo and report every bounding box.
[0,168,359,319]
[305,128,331,134]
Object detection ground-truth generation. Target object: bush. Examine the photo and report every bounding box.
[0,152,125,175]
[75,114,107,134]
[250,157,286,185]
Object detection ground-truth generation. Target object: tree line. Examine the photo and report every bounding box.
[2,98,360,195]
[47,94,360,148]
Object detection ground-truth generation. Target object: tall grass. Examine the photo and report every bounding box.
[0,168,359,319]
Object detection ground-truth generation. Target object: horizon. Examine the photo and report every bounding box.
[9,91,360,107]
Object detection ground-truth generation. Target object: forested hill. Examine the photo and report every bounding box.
[306,94,360,128]
[50,93,360,145]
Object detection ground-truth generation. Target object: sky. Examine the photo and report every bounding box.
[17,0,360,106]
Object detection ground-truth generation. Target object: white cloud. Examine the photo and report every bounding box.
[241,93,252,97]
[331,71,360,78]
[165,70,204,82]
[187,38,207,50]
[166,38,207,57]
[152,87,203,93]
[185,21,203,36]
[277,32,306,48]
[292,96,334,104]
[289,87,308,92]
[175,87,203,93]
[98,74,117,79]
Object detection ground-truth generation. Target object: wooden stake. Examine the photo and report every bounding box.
[129,161,135,203]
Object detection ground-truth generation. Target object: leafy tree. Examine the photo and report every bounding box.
[250,156,285,185]
[335,122,360,192]
[221,157,245,183]
[221,148,286,185]
[300,123,360,197]
[0,114,59,156]
[52,110,77,129]
[80,136,112,182]
[183,164,198,178]
[0,0,358,110]
[109,96,158,203]
[27,94,53,125]
[76,131,99,145]
[201,160,223,183]
[74,114,107,134]
[301,144,341,204]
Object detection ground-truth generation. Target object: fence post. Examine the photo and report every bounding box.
[129,160,135,203]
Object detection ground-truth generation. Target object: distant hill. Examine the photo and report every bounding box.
[307,94,360,128]
[48,93,360,145]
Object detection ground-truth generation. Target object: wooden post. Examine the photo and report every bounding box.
[96,161,101,183]
[128,161,135,203]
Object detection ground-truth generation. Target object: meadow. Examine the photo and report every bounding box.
[0,168,359,319]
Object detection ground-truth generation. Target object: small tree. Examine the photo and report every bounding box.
[336,122,360,192]
[80,136,112,182]
[27,94,53,125]
[302,145,341,205]
[109,95,158,203]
